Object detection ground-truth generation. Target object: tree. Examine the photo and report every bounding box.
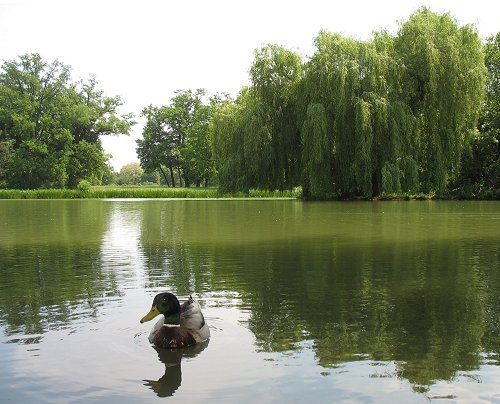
[211,9,487,198]
[456,32,500,194]
[249,44,303,190]
[137,89,215,187]
[301,32,394,197]
[209,92,248,192]
[0,54,72,188]
[101,163,117,185]
[210,45,303,193]
[117,162,144,185]
[0,53,134,189]
[140,169,160,185]
[482,33,500,138]
[0,139,14,187]
[136,105,177,186]
[173,89,213,186]
[395,8,486,192]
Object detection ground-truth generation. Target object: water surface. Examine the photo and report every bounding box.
[0,199,499,402]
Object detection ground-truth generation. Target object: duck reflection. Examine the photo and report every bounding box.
[143,339,209,397]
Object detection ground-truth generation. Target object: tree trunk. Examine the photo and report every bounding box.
[159,165,170,187]
[177,167,184,187]
[169,165,176,187]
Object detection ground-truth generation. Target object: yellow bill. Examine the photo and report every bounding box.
[140,306,160,323]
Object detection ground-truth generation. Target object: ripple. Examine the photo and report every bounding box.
[5,335,43,345]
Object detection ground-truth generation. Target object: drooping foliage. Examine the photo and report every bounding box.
[250,44,303,190]
[301,103,332,199]
[456,32,500,194]
[395,8,486,192]
[0,54,134,189]
[209,8,487,198]
[210,45,303,193]
[209,91,242,192]
[300,31,402,197]
[481,33,500,139]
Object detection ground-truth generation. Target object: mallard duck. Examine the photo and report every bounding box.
[140,292,210,349]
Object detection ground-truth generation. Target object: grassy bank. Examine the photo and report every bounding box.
[1,186,497,200]
[0,186,301,199]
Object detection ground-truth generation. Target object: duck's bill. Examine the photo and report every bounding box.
[140,306,160,323]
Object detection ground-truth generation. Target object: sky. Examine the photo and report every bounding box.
[0,0,499,171]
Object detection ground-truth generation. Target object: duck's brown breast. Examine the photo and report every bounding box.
[153,326,197,349]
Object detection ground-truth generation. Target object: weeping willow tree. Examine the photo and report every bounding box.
[242,97,273,190]
[298,9,485,198]
[210,88,272,193]
[211,8,486,198]
[395,7,486,193]
[301,32,399,197]
[211,44,303,192]
[248,44,303,190]
[210,93,247,192]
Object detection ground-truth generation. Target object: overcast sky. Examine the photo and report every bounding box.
[0,0,498,170]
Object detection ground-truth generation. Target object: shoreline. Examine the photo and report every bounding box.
[0,187,498,200]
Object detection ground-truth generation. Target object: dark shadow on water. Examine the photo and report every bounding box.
[143,339,209,397]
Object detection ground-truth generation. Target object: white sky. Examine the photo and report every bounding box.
[0,0,498,171]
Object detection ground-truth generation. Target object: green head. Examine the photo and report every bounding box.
[140,292,181,325]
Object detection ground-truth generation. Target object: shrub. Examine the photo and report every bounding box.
[77,180,92,193]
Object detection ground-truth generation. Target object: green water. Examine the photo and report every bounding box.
[0,199,499,402]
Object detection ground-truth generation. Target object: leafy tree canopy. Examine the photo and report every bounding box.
[0,53,135,189]
[137,89,220,187]
[456,32,500,193]
[210,8,488,198]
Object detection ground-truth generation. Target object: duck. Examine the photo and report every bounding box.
[140,292,210,349]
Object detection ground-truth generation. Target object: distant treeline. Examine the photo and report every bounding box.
[0,7,498,199]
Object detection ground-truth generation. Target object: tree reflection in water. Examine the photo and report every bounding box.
[136,199,499,391]
[1,200,499,398]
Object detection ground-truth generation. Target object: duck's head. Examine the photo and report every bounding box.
[140,292,181,325]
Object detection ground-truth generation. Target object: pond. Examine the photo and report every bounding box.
[0,199,500,403]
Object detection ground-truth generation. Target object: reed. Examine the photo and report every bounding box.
[0,187,300,199]
[87,187,220,199]
[377,192,436,201]
[248,188,302,198]
[0,189,82,199]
